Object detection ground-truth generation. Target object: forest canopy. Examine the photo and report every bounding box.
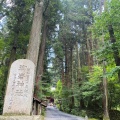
[0,0,120,119]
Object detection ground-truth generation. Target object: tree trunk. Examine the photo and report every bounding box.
[86,38,91,70]
[89,34,94,66]
[108,25,120,81]
[76,42,85,109]
[61,60,65,85]
[68,47,73,88]
[99,0,104,13]
[8,23,21,75]
[26,0,44,66]
[103,61,110,120]
[35,20,47,96]
[8,42,17,69]
[8,22,20,69]
[70,47,74,111]
[65,43,68,86]
[76,42,81,82]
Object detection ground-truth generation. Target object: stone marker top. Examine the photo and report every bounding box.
[3,59,35,115]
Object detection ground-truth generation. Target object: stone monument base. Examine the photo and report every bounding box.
[0,115,41,120]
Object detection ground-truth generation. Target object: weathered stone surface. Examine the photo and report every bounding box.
[0,115,41,120]
[3,59,35,115]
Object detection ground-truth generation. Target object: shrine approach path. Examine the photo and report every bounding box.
[44,106,85,120]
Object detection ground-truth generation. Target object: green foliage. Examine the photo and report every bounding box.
[89,118,98,120]
[0,66,8,114]
[79,110,87,117]
[106,66,120,78]
[0,38,5,50]
[56,80,62,96]
[0,0,34,114]
[54,82,64,99]
[0,38,5,62]
[90,1,120,119]
[53,40,64,60]
[0,0,120,119]
[80,66,103,107]
[109,110,120,120]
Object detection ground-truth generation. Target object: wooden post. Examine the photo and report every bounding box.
[33,101,37,115]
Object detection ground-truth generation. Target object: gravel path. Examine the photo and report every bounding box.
[44,106,85,120]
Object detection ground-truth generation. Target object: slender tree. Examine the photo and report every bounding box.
[103,61,110,120]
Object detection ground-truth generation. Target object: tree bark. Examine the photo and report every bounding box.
[86,38,91,70]
[76,42,85,109]
[8,26,19,69]
[76,42,81,82]
[36,20,47,80]
[99,0,104,13]
[8,15,20,69]
[68,47,73,88]
[61,60,65,85]
[65,43,68,86]
[108,25,120,81]
[8,44,17,69]
[103,61,110,120]
[35,20,47,96]
[87,38,94,71]
[26,0,44,66]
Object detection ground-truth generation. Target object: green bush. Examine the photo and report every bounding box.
[109,110,120,120]
[79,110,87,117]
[71,108,80,116]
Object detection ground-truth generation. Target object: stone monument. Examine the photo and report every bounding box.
[3,59,35,115]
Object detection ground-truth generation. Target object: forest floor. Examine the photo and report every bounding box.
[44,106,85,120]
